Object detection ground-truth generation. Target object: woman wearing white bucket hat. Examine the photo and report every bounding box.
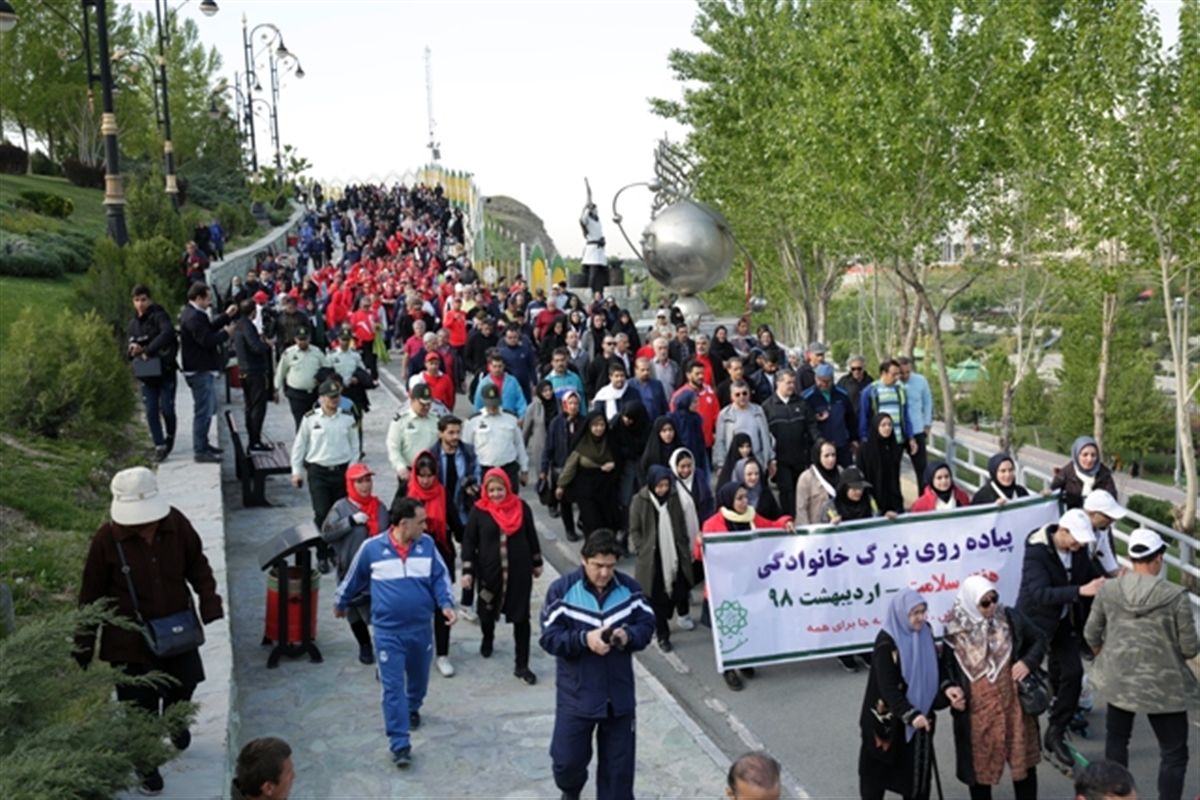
[75,466,224,795]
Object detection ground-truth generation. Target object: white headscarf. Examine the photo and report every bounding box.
[944,575,1013,683]
[670,448,701,547]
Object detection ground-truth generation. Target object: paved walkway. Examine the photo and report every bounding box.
[223,373,729,798]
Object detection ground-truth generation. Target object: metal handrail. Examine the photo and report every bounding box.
[926,429,1199,607]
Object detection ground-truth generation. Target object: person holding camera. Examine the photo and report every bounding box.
[127,285,179,462]
[539,529,655,800]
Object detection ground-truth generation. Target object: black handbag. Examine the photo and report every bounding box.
[132,355,163,380]
[1017,668,1051,716]
[115,540,205,659]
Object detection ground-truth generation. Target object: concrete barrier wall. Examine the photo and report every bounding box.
[205,204,306,299]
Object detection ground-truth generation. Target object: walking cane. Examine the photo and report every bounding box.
[929,734,944,800]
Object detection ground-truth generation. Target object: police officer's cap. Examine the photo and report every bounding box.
[318,378,343,397]
[296,326,311,339]
[338,326,353,340]
[480,382,501,406]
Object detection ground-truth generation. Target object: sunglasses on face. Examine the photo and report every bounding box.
[850,367,864,372]
[733,391,749,397]
[979,594,998,609]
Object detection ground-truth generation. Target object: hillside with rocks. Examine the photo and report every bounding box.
[483,195,559,259]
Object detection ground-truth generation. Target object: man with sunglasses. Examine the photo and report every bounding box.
[837,354,873,421]
[585,336,619,398]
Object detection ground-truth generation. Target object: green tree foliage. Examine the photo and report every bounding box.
[74,236,184,339]
[0,307,136,438]
[1051,307,1173,464]
[0,604,193,799]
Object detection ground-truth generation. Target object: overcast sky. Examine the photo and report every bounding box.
[160,0,1182,259]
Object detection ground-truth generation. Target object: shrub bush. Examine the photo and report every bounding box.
[30,150,62,177]
[14,190,74,219]
[1126,494,1175,529]
[126,175,187,247]
[215,202,257,239]
[0,604,193,798]
[0,246,64,278]
[0,142,29,175]
[0,307,135,438]
[62,158,106,189]
[73,237,181,338]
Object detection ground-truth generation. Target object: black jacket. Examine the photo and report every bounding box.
[542,412,584,474]
[761,392,817,468]
[127,303,178,375]
[463,329,498,376]
[179,302,232,372]
[1015,524,1102,638]
[232,318,271,376]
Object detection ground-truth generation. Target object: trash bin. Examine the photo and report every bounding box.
[265,566,320,645]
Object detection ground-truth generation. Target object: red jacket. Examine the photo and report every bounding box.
[422,370,456,409]
[909,485,971,513]
[444,309,468,347]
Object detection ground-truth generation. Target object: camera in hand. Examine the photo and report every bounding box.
[599,626,627,650]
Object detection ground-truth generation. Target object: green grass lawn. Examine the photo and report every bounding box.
[0,274,84,347]
[0,174,110,238]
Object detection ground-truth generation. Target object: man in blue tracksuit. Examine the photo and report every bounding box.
[334,496,456,768]
[540,529,655,800]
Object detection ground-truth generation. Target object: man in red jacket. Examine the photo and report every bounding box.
[671,359,720,449]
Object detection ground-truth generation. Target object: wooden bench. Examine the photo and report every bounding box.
[224,410,291,507]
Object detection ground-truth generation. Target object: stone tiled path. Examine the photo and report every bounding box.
[224,377,728,798]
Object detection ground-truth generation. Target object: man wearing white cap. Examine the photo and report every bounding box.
[76,467,224,795]
[1082,489,1128,578]
[1016,507,1107,771]
[1084,529,1198,800]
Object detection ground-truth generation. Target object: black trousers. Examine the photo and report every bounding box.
[434,543,456,657]
[1106,705,1189,800]
[1046,622,1084,734]
[649,551,691,643]
[586,264,610,297]
[774,461,804,519]
[241,372,270,446]
[285,388,317,431]
[307,462,348,529]
[114,655,200,721]
[968,772,1037,800]
[480,609,531,670]
[908,432,928,492]
[551,706,635,800]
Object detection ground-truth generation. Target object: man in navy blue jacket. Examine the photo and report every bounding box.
[179,282,237,462]
[540,529,655,800]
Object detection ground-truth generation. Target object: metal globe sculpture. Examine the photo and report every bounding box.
[641,199,735,296]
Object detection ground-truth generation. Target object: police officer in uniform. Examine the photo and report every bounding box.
[327,326,370,412]
[462,382,528,490]
[291,378,361,530]
[386,383,440,486]
[275,326,325,430]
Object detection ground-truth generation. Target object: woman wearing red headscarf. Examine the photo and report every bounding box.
[321,462,388,665]
[402,450,458,678]
[462,468,543,685]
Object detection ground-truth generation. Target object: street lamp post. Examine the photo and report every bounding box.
[89,0,127,244]
[2,0,129,244]
[241,17,301,175]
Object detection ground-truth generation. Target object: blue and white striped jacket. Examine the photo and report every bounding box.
[334,532,454,632]
[539,568,655,718]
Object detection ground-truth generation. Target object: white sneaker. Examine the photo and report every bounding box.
[677,614,696,631]
[459,607,477,623]
[436,656,455,678]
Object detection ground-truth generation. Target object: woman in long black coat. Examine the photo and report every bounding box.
[857,412,905,515]
[462,468,543,685]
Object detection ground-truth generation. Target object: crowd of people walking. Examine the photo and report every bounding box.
[102,180,1197,799]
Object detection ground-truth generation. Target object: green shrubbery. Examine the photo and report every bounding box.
[1126,495,1176,529]
[0,307,136,438]
[0,604,194,799]
[73,237,184,339]
[215,201,258,239]
[0,230,94,278]
[13,189,73,219]
[30,151,62,177]
[126,174,188,247]
[0,142,28,174]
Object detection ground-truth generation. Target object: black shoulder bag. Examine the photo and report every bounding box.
[115,539,205,659]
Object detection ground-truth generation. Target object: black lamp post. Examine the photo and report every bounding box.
[0,1,128,244]
[241,17,302,174]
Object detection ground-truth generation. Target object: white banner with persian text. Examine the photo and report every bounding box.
[702,495,1059,671]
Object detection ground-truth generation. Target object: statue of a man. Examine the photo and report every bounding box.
[580,179,608,296]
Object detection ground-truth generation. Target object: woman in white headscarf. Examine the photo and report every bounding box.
[941,576,1046,800]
